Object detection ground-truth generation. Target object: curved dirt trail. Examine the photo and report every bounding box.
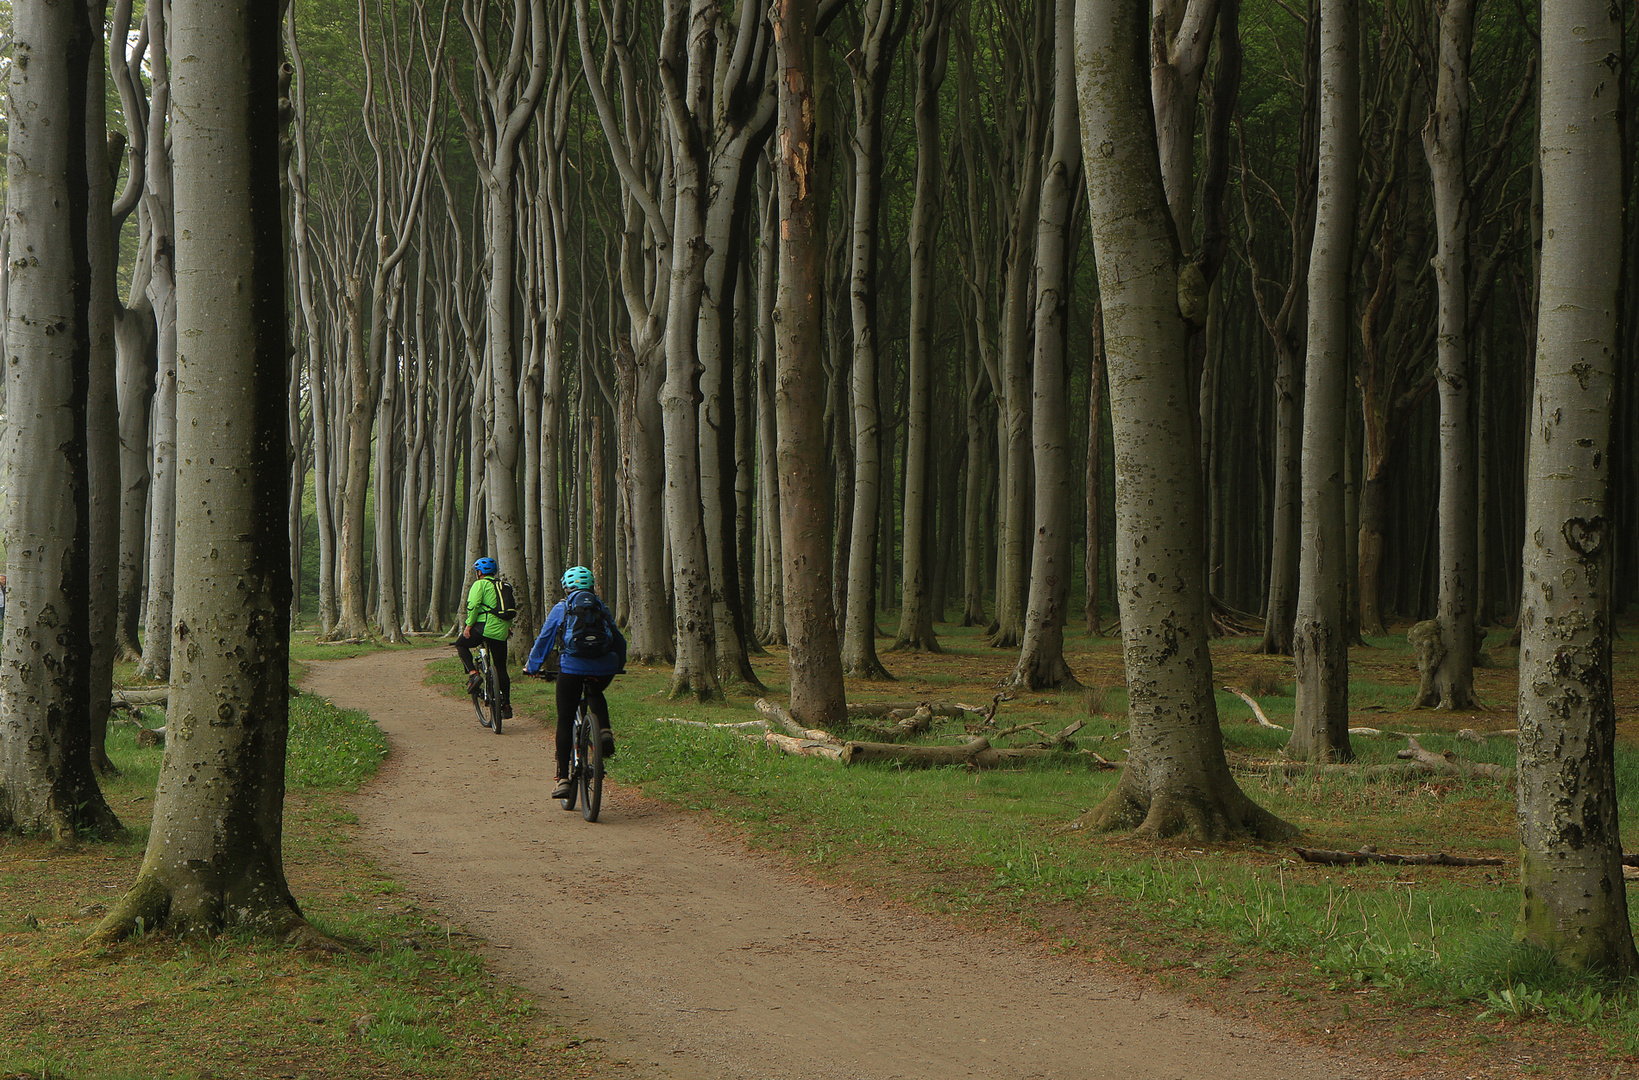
[306,648,1381,1080]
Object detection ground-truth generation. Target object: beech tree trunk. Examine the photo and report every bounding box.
[0,0,122,840]
[1074,0,1291,841]
[95,0,308,939]
[1422,0,1477,708]
[774,0,846,730]
[840,0,904,681]
[892,0,951,655]
[1010,0,1080,691]
[1288,0,1357,763]
[135,0,178,680]
[1514,0,1636,976]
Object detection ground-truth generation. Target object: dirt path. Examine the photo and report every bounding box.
[305,648,1383,1080]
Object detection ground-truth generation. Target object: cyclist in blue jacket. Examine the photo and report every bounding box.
[525,566,626,800]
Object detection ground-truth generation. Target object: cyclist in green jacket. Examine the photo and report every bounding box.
[457,557,513,720]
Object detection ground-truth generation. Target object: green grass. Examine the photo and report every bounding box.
[489,640,1639,1061]
[1,681,603,1080]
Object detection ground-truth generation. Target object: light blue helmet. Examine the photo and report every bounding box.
[561,566,594,591]
[474,557,497,576]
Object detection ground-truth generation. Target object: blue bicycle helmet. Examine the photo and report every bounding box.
[561,565,594,591]
[474,557,497,576]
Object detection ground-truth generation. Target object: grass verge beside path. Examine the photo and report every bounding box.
[0,683,604,1080]
[494,620,1639,1079]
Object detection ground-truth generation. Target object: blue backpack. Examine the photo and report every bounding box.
[560,589,614,658]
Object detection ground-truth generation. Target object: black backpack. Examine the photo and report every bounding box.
[560,589,614,658]
[477,577,516,622]
[494,578,518,621]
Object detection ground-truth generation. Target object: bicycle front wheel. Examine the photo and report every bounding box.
[470,659,490,728]
[581,710,603,823]
[486,666,503,734]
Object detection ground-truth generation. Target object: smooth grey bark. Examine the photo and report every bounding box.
[989,2,1051,649]
[774,0,846,729]
[458,0,550,642]
[1073,0,1291,841]
[753,162,787,646]
[0,0,121,839]
[840,0,906,681]
[1421,0,1477,709]
[688,0,775,692]
[1151,0,1221,256]
[95,0,309,940]
[891,0,952,655]
[1240,2,1315,655]
[135,0,177,681]
[577,0,675,664]
[1514,0,1635,976]
[85,0,122,778]
[1083,302,1106,635]
[1287,0,1357,764]
[111,1,156,662]
[1009,0,1081,691]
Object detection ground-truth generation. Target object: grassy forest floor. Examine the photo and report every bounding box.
[2,617,1638,1078]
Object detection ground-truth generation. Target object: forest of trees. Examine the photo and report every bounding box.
[1,0,1636,968]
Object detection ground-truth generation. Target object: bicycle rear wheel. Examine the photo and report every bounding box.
[486,666,503,733]
[559,712,582,811]
[580,708,603,822]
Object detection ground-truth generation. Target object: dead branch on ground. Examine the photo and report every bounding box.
[1293,846,1504,867]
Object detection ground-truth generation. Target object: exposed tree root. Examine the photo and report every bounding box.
[88,871,342,951]
[1067,781,1298,842]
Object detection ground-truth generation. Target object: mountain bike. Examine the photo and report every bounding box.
[468,640,503,734]
[557,680,612,821]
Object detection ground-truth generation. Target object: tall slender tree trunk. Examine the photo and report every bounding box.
[1288,0,1357,763]
[840,0,904,681]
[774,0,846,729]
[1074,0,1292,841]
[136,0,177,680]
[0,0,121,839]
[1422,0,1477,709]
[94,0,312,940]
[1010,0,1081,690]
[893,0,951,655]
[1514,0,1636,976]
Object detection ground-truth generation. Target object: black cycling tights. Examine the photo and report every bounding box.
[554,672,613,778]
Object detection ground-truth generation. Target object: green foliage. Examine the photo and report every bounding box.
[286,691,389,790]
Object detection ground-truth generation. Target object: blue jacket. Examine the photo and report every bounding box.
[525,594,627,677]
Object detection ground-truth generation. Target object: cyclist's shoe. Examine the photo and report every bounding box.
[466,671,483,694]
[600,728,617,759]
[501,704,513,720]
[551,777,572,799]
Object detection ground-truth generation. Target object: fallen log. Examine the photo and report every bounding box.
[754,698,815,739]
[1293,846,1504,867]
[656,718,772,732]
[853,704,941,742]
[1222,686,1286,730]
[762,732,846,761]
[314,637,368,646]
[112,687,168,707]
[1396,736,1514,781]
[844,701,978,719]
[842,719,1089,769]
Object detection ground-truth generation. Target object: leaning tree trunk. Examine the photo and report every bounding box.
[94,0,314,940]
[0,0,122,840]
[1010,0,1081,691]
[1421,0,1477,709]
[1514,0,1637,977]
[774,0,846,730]
[1287,0,1358,764]
[1073,0,1292,841]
